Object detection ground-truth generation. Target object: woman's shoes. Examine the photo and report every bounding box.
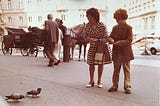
[86,82,94,88]
[97,82,103,88]
[86,82,103,88]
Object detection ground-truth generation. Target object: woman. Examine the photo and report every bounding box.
[83,8,113,88]
[108,9,134,94]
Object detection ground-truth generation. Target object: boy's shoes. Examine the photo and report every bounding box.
[108,87,118,92]
[124,87,131,94]
[108,86,131,94]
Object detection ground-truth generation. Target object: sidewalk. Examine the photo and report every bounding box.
[0,54,159,106]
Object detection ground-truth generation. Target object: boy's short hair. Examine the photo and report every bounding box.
[114,9,128,20]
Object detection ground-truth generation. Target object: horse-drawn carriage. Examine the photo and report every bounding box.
[1,27,44,57]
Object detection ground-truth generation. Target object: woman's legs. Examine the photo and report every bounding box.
[97,64,103,88]
[89,64,95,82]
[86,64,95,87]
[86,64,104,88]
[98,64,103,83]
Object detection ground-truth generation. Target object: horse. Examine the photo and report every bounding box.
[69,23,88,61]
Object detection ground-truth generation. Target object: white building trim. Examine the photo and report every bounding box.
[121,0,160,37]
[0,0,108,30]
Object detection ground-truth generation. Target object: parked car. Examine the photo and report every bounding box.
[147,39,160,55]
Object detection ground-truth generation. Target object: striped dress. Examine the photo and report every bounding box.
[82,22,111,65]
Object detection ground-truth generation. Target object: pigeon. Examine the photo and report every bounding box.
[26,88,42,97]
[5,93,25,101]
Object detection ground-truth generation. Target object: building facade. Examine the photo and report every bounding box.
[0,0,108,32]
[121,0,160,37]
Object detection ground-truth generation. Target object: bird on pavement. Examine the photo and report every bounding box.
[5,93,25,102]
[26,88,42,97]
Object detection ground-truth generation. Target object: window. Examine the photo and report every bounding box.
[28,0,32,6]
[28,16,32,22]
[80,14,85,19]
[151,16,155,30]
[38,16,42,22]
[19,16,23,23]
[8,17,12,23]
[37,0,42,6]
[61,14,65,21]
[152,4,155,7]
[7,0,12,9]
[144,17,148,30]
[18,0,22,9]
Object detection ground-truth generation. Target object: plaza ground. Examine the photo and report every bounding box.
[0,45,159,106]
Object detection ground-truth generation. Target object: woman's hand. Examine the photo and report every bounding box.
[85,37,98,43]
[90,38,98,43]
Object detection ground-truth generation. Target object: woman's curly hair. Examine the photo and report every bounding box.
[114,8,128,20]
[86,7,100,22]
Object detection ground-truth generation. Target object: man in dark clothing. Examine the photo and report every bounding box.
[59,20,67,36]
[44,14,60,66]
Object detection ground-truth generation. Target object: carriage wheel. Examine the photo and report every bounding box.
[20,48,29,56]
[1,41,12,55]
[28,47,38,57]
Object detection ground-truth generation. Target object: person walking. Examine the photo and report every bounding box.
[83,8,112,88]
[108,9,134,94]
[44,14,60,67]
